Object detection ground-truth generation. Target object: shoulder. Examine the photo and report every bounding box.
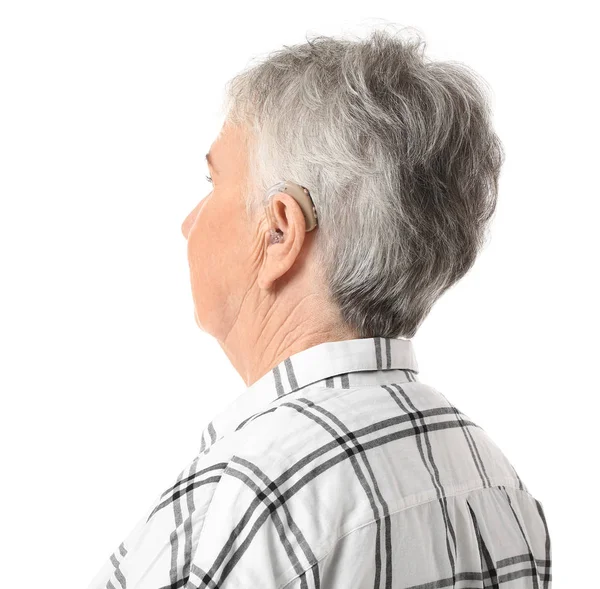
[193,382,538,588]
[228,380,468,470]
[227,379,529,514]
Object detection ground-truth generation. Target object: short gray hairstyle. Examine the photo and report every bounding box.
[221,27,504,339]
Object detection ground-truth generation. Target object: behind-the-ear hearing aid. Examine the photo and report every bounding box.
[264,180,318,244]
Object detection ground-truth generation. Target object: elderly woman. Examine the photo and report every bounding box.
[89,30,551,589]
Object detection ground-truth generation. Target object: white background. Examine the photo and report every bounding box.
[1,2,597,587]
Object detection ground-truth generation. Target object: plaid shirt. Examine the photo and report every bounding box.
[88,336,552,588]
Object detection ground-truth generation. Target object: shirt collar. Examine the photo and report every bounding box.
[199,336,419,454]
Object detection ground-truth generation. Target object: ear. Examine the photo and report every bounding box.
[257,192,307,290]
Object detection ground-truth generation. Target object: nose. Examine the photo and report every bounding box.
[181,199,205,239]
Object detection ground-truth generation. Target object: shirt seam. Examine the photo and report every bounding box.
[276,479,531,589]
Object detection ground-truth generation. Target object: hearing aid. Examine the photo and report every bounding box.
[264,180,318,244]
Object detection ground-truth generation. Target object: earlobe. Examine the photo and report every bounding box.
[257,226,294,290]
[257,232,276,290]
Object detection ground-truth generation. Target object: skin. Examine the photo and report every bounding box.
[181,121,359,387]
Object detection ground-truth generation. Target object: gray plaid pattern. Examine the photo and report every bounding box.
[88,336,551,588]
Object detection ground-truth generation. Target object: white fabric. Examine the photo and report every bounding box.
[88,336,551,588]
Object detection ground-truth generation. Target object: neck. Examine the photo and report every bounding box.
[218,288,359,388]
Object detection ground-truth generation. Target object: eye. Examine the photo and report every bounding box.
[204,174,213,185]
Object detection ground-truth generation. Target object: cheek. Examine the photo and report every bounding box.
[186,201,236,290]
[186,219,211,284]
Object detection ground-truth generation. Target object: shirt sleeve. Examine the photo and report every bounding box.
[86,453,211,589]
[86,495,157,589]
[182,456,313,588]
[86,515,147,589]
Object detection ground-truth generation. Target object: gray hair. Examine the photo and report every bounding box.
[221,27,504,339]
